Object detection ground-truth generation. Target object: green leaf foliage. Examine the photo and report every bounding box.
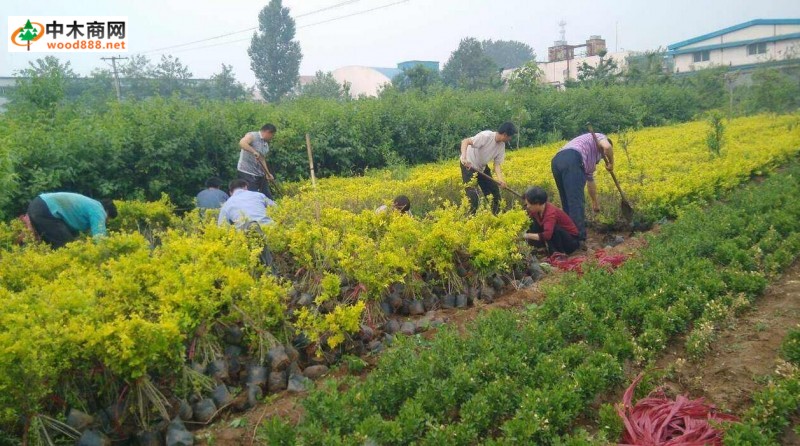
[249,0,302,102]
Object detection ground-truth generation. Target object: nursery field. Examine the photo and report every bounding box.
[0,113,799,444]
[285,114,800,221]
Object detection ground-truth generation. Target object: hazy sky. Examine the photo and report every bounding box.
[2,0,799,86]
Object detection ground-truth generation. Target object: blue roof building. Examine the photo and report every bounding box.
[667,19,800,73]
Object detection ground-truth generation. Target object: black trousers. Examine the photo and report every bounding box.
[242,221,277,275]
[551,149,587,240]
[460,163,500,214]
[27,196,78,248]
[237,170,273,199]
[527,218,580,255]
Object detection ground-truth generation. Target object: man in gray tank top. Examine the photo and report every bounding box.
[237,123,277,198]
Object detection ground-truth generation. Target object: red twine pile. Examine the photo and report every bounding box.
[547,249,627,274]
[616,374,738,446]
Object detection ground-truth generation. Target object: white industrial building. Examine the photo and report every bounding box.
[536,50,633,88]
[668,19,800,73]
[502,32,631,89]
[329,61,438,97]
[330,66,400,97]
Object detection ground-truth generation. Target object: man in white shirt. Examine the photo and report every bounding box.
[459,122,516,214]
[218,179,276,229]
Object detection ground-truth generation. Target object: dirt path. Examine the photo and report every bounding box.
[193,229,647,445]
[198,232,800,445]
[654,260,800,444]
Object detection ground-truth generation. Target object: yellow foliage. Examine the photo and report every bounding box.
[1,113,798,429]
[280,114,800,221]
[295,301,366,351]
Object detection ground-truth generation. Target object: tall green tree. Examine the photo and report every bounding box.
[299,71,349,100]
[119,54,158,99]
[576,50,621,87]
[624,50,670,85]
[681,66,727,109]
[744,68,800,113]
[507,60,544,94]
[442,37,499,90]
[249,0,302,102]
[392,65,441,93]
[74,68,116,109]
[150,55,193,97]
[202,64,250,101]
[11,56,77,110]
[481,39,535,69]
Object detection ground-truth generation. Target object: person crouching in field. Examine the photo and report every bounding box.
[522,186,580,255]
[218,179,276,229]
[27,192,117,248]
[375,195,412,216]
[196,177,229,210]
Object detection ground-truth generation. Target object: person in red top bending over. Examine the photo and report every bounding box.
[522,186,580,255]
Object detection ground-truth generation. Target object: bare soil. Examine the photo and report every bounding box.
[648,260,800,444]
[193,228,649,445]
[196,218,800,445]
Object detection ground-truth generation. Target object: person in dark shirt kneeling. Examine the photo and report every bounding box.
[196,177,230,210]
[522,186,580,255]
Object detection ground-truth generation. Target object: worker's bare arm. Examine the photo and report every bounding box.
[239,133,258,155]
[493,162,507,188]
[601,139,614,171]
[460,138,474,168]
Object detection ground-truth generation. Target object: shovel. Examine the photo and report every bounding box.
[470,166,524,199]
[587,123,634,222]
[257,156,282,198]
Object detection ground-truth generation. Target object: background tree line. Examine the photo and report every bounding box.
[0,0,798,218]
[2,67,797,219]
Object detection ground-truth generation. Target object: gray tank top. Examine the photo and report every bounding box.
[237,131,270,176]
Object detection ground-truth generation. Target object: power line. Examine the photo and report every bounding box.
[295,0,361,18]
[139,28,254,55]
[298,0,408,29]
[143,0,409,56]
[165,36,252,55]
[139,0,362,55]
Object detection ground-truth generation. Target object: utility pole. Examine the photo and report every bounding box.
[101,56,128,101]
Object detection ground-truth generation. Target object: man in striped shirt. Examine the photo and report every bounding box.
[551,132,614,241]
